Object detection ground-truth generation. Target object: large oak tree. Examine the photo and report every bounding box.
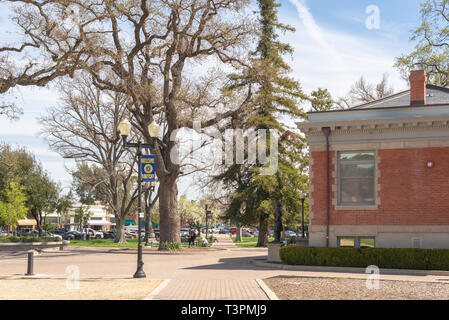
[0,0,256,245]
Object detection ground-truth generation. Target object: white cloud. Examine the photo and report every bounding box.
[288,0,344,72]
[283,0,408,100]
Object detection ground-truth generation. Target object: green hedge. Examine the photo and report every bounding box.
[0,236,61,243]
[279,246,449,271]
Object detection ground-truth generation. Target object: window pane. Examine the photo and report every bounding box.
[341,163,374,178]
[339,152,375,205]
[340,177,375,203]
[339,238,355,248]
[360,238,375,248]
[340,153,375,161]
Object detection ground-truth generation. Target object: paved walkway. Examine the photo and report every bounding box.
[211,234,237,249]
[150,234,269,300]
[2,235,449,300]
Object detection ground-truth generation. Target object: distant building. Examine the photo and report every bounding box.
[44,202,115,231]
[297,70,449,249]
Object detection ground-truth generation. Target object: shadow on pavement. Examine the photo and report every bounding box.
[182,256,268,271]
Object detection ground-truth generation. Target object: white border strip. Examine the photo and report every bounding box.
[256,279,279,300]
[144,279,171,300]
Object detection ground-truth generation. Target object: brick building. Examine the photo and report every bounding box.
[297,70,449,249]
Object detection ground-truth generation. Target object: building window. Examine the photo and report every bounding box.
[338,237,376,248]
[338,152,376,206]
[411,238,422,249]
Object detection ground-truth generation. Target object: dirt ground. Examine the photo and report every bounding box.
[264,276,449,300]
[0,278,162,300]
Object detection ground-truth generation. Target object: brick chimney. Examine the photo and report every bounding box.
[409,70,427,106]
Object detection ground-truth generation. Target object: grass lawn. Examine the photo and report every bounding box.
[231,236,275,248]
[68,238,213,248]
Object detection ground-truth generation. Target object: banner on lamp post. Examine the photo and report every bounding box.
[141,155,156,182]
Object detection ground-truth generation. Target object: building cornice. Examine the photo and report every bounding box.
[298,115,449,136]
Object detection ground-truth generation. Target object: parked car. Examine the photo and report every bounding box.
[103,230,116,239]
[284,230,297,238]
[180,228,190,237]
[63,231,84,240]
[153,229,160,238]
[54,228,68,235]
[230,227,237,234]
[241,231,253,238]
[125,232,137,239]
[253,230,259,237]
[0,230,8,237]
[83,228,104,239]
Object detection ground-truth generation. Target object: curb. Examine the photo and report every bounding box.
[251,259,449,277]
[255,279,279,300]
[144,279,171,300]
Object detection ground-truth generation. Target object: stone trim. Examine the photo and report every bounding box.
[334,205,378,211]
[309,139,449,152]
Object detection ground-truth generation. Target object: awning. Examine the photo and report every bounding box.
[125,220,135,226]
[87,220,113,226]
[17,219,37,226]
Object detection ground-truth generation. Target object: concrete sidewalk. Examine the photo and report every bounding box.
[148,279,271,300]
[146,235,273,300]
[211,234,237,249]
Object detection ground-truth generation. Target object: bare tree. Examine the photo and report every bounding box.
[335,73,395,109]
[40,76,138,243]
[1,0,256,246]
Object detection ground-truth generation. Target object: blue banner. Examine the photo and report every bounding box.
[141,155,156,182]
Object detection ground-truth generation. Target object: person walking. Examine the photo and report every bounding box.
[188,227,196,248]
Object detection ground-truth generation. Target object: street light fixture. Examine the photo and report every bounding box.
[299,192,307,238]
[118,119,160,279]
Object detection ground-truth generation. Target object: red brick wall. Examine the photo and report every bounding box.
[310,147,449,226]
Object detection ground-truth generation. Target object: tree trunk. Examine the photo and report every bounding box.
[114,216,126,243]
[257,213,269,247]
[235,226,242,242]
[158,178,180,249]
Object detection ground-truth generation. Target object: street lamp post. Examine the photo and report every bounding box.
[118,119,160,279]
[300,193,306,238]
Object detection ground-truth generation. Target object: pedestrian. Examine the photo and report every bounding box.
[188,227,196,247]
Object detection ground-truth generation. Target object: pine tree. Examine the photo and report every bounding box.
[217,0,309,247]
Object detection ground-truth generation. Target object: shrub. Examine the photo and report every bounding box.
[279,246,449,271]
[159,241,182,251]
[0,236,60,243]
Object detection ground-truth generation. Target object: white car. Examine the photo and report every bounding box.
[284,230,298,238]
[180,228,190,237]
[83,228,104,239]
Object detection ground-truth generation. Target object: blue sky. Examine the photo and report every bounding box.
[0,0,425,198]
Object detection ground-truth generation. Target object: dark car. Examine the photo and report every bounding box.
[153,229,160,239]
[103,230,116,239]
[54,228,68,235]
[63,231,84,240]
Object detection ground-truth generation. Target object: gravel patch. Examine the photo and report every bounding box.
[263,276,449,300]
[0,278,162,300]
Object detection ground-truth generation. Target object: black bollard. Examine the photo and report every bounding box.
[26,251,34,276]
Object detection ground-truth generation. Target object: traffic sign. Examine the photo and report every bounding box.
[141,155,156,182]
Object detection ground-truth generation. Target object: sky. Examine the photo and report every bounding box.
[0,0,424,198]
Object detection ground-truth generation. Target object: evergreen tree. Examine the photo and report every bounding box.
[217,0,308,247]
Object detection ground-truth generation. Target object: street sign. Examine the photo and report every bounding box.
[141,155,156,182]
